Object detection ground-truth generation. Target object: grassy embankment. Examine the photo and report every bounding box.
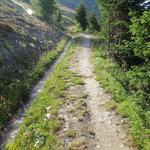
[5,38,84,149]
[0,37,69,132]
[91,41,150,150]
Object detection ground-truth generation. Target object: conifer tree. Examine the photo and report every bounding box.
[88,13,100,32]
[75,4,88,31]
[57,10,62,23]
[32,0,58,23]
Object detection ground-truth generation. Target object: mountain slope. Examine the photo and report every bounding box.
[58,0,99,16]
[0,0,68,133]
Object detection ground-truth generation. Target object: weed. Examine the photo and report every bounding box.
[104,100,118,111]
[68,139,86,150]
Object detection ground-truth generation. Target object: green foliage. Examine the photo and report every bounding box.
[32,0,58,23]
[129,11,150,59]
[75,4,88,31]
[88,13,101,32]
[91,41,150,150]
[68,24,82,36]
[96,2,150,149]
[97,0,148,67]
[57,10,62,23]
[18,0,30,3]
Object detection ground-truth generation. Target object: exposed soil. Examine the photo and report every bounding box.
[58,34,137,150]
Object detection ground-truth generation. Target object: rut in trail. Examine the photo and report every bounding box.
[62,34,136,150]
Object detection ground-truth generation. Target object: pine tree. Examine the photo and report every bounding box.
[97,0,148,67]
[88,13,100,32]
[32,0,58,23]
[57,10,62,23]
[75,4,88,31]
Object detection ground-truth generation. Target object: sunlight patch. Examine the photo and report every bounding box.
[27,9,33,15]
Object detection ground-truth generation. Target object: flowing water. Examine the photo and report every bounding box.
[0,39,72,150]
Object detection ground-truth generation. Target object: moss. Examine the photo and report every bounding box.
[104,100,118,111]
[68,140,86,150]
[66,129,76,138]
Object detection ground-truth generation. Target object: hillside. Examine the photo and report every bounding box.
[0,0,68,134]
[0,0,66,79]
[58,0,99,16]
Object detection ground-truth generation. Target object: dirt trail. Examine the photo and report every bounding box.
[65,34,136,150]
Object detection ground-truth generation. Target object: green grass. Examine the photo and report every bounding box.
[91,43,150,150]
[30,38,69,83]
[5,39,82,149]
[68,24,82,36]
[0,38,69,132]
[66,129,76,138]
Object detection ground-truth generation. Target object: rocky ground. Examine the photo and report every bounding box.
[0,0,66,79]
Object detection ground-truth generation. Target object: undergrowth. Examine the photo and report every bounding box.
[91,42,150,150]
[5,39,81,149]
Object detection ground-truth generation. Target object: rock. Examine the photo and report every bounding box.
[96,145,100,149]
[45,113,52,120]
[121,120,124,123]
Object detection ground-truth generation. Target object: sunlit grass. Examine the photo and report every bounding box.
[5,39,83,149]
[0,38,68,133]
[91,43,150,150]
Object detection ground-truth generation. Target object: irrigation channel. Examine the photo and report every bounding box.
[0,38,73,149]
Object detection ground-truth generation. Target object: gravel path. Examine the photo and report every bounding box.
[73,34,136,150]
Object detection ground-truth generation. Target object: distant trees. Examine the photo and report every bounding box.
[75,4,100,32]
[32,0,58,23]
[75,4,88,31]
[88,13,101,32]
[18,0,30,2]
